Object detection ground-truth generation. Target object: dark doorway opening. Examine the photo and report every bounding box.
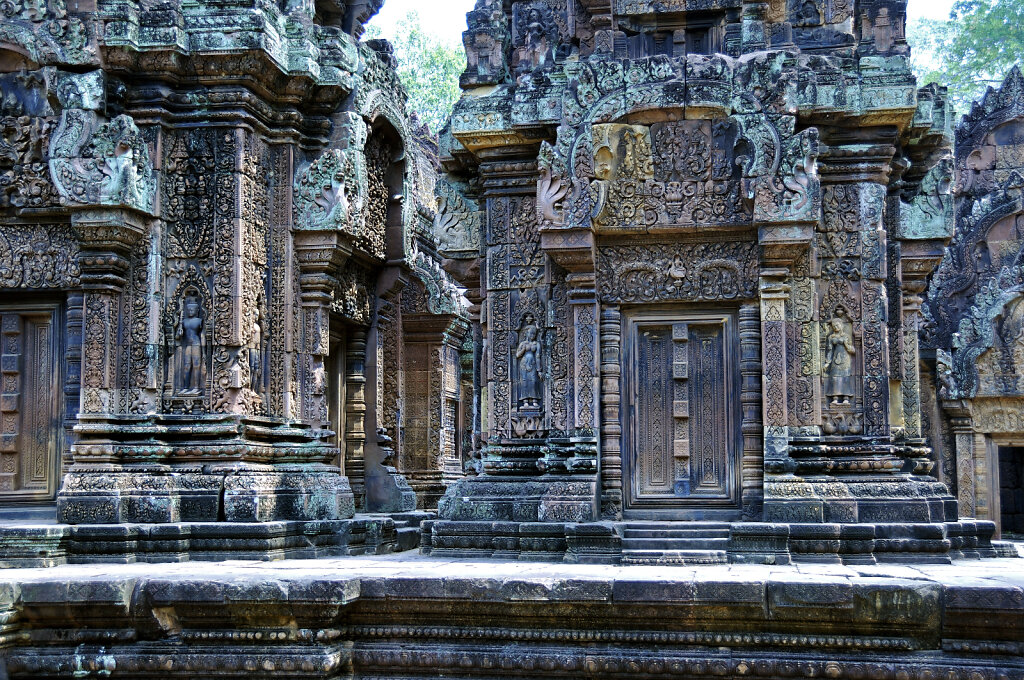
[999,447,1024,538]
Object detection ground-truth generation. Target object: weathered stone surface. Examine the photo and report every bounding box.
[0,554,1023,677]
[0,1,1022,676]
[433,0,994,563]
[922,67,1024,536]
[0,0,469,544]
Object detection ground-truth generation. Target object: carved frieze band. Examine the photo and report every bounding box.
[0,223,80,289]
[596,241,758,304]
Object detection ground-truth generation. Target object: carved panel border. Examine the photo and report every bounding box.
[596,241,758,305]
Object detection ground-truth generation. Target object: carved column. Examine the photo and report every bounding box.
[542,271,599,475]
[292,230,358,516]
[344,329,368,509]
[739,303,764,519]
[63,291,84,472]
[901,286,925,439]
[58,209,150,523]
[758,267,791,468]
[945,402,975,518]
[568,273,599,463]
[599,306,622,518]
[74,210,146,418]
[294,232,352,428]
[363,267,417,513]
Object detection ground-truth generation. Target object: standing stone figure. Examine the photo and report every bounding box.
[523,8,550,69]
[824,316,855,404]
[249,309,264,391]
[175,295,206,395]
[515,322,542,408]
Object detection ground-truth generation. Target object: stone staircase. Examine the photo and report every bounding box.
[390,511,435,552]
[618,522,731,565]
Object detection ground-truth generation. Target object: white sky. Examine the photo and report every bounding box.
[367,0,957,48]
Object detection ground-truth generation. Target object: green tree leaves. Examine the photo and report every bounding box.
[908,0,1024,112]
[366,12,467,133]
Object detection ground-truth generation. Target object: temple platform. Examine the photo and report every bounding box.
[0,512,433,568]
[422,518,1009,565]
[1,551,1023,678]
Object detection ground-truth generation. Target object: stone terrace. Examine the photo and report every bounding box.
[1,553,1023,678]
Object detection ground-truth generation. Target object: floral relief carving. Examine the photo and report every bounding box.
[597,242,758,304]
[49,111,156,213]
[0,223,79,288]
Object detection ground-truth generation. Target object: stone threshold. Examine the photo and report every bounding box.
[1,553,1023,678]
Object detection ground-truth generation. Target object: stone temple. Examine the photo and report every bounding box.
[0,0,1022,677]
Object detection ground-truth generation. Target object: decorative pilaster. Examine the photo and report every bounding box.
[759,268,790,468]
[945,402,976,518]
[599,305,622,518]
[73,210,147,418]
[345,329,368,510]
[739,303,764,519]
[294,231,353,429]
[901,288,925,440]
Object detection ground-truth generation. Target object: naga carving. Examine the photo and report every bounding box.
[49,111,155,213]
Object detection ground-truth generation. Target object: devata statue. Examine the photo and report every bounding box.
[175,294,207,395]
[515,322,542,409]
[824,316,855,405]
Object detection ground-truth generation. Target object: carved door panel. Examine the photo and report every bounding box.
[625,311,740,516]
[0,307,61,502]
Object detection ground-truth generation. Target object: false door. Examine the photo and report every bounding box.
[0,306,61,503]
[624,311,741,517]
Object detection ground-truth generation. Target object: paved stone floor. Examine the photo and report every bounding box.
[1,547,1023,586]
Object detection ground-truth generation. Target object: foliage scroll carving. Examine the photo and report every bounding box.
[597,241,758,304]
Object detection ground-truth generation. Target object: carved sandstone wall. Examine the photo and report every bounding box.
[0,0,468,526]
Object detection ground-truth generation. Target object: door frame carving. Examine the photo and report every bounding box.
[621,306,743,520]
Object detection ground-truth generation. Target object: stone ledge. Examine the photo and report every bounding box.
[422,519,1000,565]
[0,514,433,567]
[0,554,1022,678]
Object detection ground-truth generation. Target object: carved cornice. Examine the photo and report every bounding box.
[95,0,360,107]
[293,229,356,302]
[478,160,539,196]
[72,208,149,291]
[816,141,897,185]
[540,227,595,273]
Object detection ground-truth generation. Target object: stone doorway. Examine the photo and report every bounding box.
[622,309,742,519]
[0,305,61,504]
[998,446,1024,539]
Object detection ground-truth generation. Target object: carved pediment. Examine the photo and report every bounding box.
[48,110,156,215]
[293,148,365,234]
[562,114,818,232]
[434,177,483,258]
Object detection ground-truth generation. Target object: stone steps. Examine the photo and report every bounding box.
[619,522,731,565]
[622,527,731,540]
[622,536,729,551]
[389,511,436,552]
[620,549,728,565]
